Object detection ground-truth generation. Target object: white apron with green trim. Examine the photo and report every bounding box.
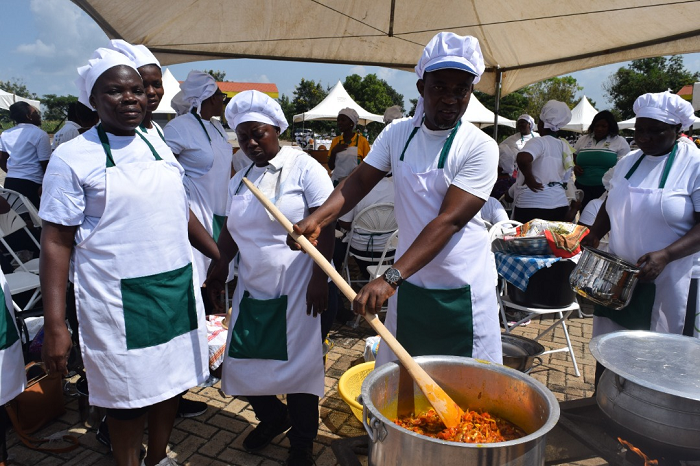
[185,111,232,286]
[593,144,694,336]
[0,270,25,405]
[376,122,502,367]
[220,170,324,397]
[73,126,208,409]
[332,145,359,184]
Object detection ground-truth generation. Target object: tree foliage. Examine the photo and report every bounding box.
[521,76,582,117]
[0,78,40,123]
[41,94,78,121]
[343,74,404,140]
[278,78,332,138]
[203,69,227,82]
[604,56,700,119]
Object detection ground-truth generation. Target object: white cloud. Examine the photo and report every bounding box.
[16,39,56,57]
[349,65,367,77]
[257,74,271,83]
[377,68,397,81]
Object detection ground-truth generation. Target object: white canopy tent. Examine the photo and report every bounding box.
[152,68,180,114]
[72,0,700,99]
[561,96,599,133]
[464,95,516,129]
[293,81,384,126]
[0,89,41,112]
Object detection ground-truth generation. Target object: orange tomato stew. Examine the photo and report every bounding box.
[394,408,526,443]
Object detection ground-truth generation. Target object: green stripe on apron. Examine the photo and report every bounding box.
[121,262,198,350]
[212,214,226,242]
[396,281,473,357]
[229,291,288,360]
[0,288,19,350]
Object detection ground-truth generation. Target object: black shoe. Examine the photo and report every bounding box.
[75,376,89,397]
[242,414,292,452]
[286,447,315,466]
[177,398,208,418]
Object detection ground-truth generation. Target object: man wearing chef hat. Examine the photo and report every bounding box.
[291,32,503,366]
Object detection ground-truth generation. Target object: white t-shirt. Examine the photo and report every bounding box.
[227,147,332,225]
[574,133,630,159]
[52,121,82,151]
[498,131,538,175]
[578,197,604,226]
[0,123,51,183]
[39,127,183,246]
[512,135,571,209]
[364,117,497,201]
[164,113,227,178]
[339,176,395,252]
[480,197,509,225]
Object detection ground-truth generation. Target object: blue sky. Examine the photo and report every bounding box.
[4,0,700,113]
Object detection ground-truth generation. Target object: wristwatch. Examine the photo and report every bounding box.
[383,267,404,287]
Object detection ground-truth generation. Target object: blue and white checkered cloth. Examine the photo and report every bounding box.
[494,251,561,292]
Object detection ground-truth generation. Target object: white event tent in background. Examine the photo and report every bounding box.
[561,96,599,133]
[464,95,516,129]
[0,89,41,112]
[293,81,384,126]
[152,68,181,114]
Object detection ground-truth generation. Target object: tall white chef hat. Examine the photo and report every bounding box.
[383,105,403,124]
[170,90,190,116]
[338,108,359,128]
[412,32,485,127]
[75,47,138,109]
[633,91,696,130]
[180,70,219,114]
[517,114,536,132]
[225,90,289,133]
[539,100,572,132]
[107,39,160,69]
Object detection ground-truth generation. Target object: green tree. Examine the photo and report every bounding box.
[0,78,40,123]
[203,69,226,82]
[277,93,295,138]
[408,98,418,117]
[604,56,700,119]
[522,76,582,117]
[290,78,334,136]
[343,74,404,140]
[41,94,78,122]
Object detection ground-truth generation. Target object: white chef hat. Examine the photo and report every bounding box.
[170,90,190,116]
[75,47,138,109]
[180,70,219,114]
[225,90,288,133]
[412,32,484,127]
[539,100,572,132]
[517,114,536,131]
[338,108,359,128]
[107,39,160,69]
[383,105,403,124]
[633,91,696,131]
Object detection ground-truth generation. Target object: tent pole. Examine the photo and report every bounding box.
[492,68,502,140]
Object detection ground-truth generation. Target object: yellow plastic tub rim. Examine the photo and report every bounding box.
[338,361,375,422]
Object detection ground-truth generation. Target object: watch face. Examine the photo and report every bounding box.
[384,268,401,284]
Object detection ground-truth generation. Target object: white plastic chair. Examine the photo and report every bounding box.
[0,188,42,229]
[342,203,397,289]
[0,208,41,274]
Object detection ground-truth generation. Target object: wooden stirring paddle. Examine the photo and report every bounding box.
[242,177,464,428]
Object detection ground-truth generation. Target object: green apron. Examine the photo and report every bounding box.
[0,287,19,350]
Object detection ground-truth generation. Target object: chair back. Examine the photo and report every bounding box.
[0,208,28,237]
[0,189,42,228]
[488,220,522,244]
[367,229,399,279]
[347,203,397,261]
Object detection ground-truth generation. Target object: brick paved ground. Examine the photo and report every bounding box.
[5,303,611,466]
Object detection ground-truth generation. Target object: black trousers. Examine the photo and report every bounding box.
[4,178,41,209]
[246,393,319,450]
[574,181,606,211]
[513,206,568,223]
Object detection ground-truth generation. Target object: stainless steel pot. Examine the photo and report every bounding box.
[360,356,559,466]
[591,331,700,459]
[502,334,544,373]
[569,247,639,310]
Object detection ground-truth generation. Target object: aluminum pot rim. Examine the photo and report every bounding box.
[360,355,560,448]
[580,246,640,272]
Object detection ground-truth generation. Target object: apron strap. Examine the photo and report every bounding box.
[97,124,163,167]
[139,123,166,143]
[234,163,256,195]
[624,143,678,189]
[398,120,461,169]
[191,108,224,143]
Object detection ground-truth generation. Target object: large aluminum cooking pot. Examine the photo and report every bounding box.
[360,356,559,466]
[569,247,639,310]
[591,331,700,459]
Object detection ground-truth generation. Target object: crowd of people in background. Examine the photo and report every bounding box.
[2,28,700,466]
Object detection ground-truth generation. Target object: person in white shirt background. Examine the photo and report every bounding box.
[498,114,538,178]
[164,71,232,313]
[51,102,83,151]
[0,101,51,209]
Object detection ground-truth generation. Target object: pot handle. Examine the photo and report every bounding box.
[524,357,544,374]
[362,404,387,443]
[614,373,627,392]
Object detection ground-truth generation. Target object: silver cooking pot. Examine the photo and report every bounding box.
[569,247,639,310]
[502,334,544,373]
[360,356,559,466]
[591,331,700,459]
